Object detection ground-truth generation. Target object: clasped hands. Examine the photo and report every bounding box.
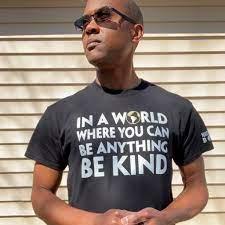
[94,207,169,225]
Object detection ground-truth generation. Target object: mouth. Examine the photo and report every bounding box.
[86,39,101,51]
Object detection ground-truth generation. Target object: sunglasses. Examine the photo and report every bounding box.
[74,6,136,31]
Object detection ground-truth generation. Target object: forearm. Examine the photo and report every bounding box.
[160,182,209,225]
[32,187,99,225]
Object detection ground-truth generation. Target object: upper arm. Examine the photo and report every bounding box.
[32,162,63,194]
[178,155,207,188]
[177,155,209,211]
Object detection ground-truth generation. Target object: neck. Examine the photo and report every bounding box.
[95,64,140,90]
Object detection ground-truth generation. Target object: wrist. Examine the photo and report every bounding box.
[70,208,100,225]
[159,209,175,225]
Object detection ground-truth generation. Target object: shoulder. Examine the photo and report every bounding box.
[46,83,93,114]
[38,83,94,129]
[146,81,194,113]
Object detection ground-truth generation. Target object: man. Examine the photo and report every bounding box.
[25,0,214,225]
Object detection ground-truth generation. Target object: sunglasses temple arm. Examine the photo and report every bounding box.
[112,8,136,24]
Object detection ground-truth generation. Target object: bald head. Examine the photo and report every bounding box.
[123,0,144,25]
[84,0,143,25]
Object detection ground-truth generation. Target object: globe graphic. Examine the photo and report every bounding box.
[126,111,141,124]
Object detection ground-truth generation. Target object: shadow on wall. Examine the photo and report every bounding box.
[1,6,225,35]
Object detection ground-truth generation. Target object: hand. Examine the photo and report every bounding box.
[143,217,168,225]
[93,209,129,225]
[121,208,168,225]
[138,208,168,225]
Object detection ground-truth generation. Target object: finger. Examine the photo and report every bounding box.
[143,218,159,225]
[112,216,125,225]
[114,209,132,218]
[138,208,161,218]
[121,215,129,225]
[121,213,148,225]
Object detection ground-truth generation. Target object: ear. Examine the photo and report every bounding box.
[131,24,144,44]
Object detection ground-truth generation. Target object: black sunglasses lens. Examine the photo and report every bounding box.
[96,7,112,21]
[74,15,90,31]
[74,7,113,31]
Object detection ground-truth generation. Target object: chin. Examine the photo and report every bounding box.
[86,53,108,67]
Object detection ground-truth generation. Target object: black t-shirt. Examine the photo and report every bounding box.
[25,78,214,212]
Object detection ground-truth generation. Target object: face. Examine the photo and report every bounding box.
[81,0,136,68]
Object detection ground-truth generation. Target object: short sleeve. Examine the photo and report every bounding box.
[25,107,67,171]
[173,102,214,166]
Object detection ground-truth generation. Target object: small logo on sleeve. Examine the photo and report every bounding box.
[201,131,212,143]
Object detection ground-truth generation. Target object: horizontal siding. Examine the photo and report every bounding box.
[1,0,225,7]
[0,70,225,83]
[1,2,225,35]
[2,38,225,53]
[0,156,225,173]
[1,7,225,23]
[0,185,224,202]
[1,112,225,127]
[2,22,225,35]
[0,128,224,144]
[1,54,225,68]
[0,1,225,225]
[0,199,225,216]
[0,37,224,224]
[1,142,224,159]
[0,99,225,114]
[0,171,224,188]
[0,84,224,99]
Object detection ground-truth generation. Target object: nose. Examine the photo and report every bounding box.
[85,17,100,35]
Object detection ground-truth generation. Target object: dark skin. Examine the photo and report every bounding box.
[31,0,209,224]
[82,0,144,90]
